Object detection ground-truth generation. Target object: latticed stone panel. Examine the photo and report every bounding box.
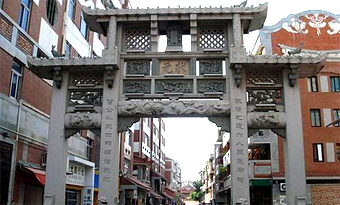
[199,24,226,49]
[71,72,103,86]
[125,25,151,51]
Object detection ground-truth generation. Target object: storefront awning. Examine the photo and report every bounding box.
[149,189,162,199]
[122,175,151,191]
[20,164,46,185]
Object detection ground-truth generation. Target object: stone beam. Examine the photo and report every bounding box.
[117,100,230,117]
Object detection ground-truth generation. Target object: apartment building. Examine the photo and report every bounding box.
[165,156,182,191]
[0,0,127,204]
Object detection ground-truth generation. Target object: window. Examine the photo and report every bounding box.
[0,0,3,9]
[18,0,31,31]
[144,133,149,146]
[162,136,165,146]
[125,130,131,145]
[313,143,324,162]
[308,76,318,92]
[310,109,321,127]
[10,61,23,100]
[46,0,57,25]
[80,13,89,40]
[331,76,340,92]
[68,0,76,20]
[336,143,340,161]
[65,41,71,57]
[86,138,93,161]
[334,109,340,127]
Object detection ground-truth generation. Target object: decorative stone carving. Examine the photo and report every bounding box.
[208,117,230,132]
[118,117,140,132]
[199,24,225,49]
[328,18,340,35]
[65,113,101,129]
[306,14,327,36]
[124,80,151,94]
[125,25,150,51]
[118,100,230,117]
[197,80,225,93]
[232,64,242,87]
[247,89,282,105]
[53,67,62,89]
[247,112,286,129]
[246,70,280,85]
[282,18,308,34]
[199,60,223,75]
[126,60,150,75]
[288,64,298,87]
[166,23,182,47]
[160,60,189,75]
[69,91,103,106]
[71,72,103,86]
[105,66,114,88]
[155,80,193,93]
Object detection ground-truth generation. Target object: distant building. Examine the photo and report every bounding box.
[165,157,182,191]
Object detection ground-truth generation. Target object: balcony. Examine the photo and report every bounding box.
[0,8,51,63]
[249,160,272,179]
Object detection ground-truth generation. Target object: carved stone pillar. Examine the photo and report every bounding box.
[43,71,69,205]
[282,68,307,204]
[151,15,158,52]
[165,22,183,52]
[232,14,242,48]
[107,16,117,50]
[98,67,120,205]
[229,66,250,205]
[190,14,197,51]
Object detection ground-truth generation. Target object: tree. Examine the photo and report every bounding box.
[189,180,203,201]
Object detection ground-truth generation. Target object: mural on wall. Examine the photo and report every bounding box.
[282,13,340,36]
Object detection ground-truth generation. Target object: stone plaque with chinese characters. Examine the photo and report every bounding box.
[159,60,189,75]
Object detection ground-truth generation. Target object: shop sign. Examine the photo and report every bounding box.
[66,162,85,186]
[83,188,93,205]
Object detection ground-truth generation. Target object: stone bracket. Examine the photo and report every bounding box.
[208,117,230,132]
[118,117,140,133]
[53,67,62,89]
[288,64,298,87]
[271,128,286,138]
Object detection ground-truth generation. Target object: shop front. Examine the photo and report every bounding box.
[66,156,95,205]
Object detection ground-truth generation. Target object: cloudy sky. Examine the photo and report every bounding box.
[129,0,339,181]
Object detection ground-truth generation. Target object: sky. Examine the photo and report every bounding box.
[129,0,340,181]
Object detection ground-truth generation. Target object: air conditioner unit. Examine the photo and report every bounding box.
[280,183,286,192]
[41,152,47,167]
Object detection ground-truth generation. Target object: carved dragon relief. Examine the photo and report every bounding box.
[118,100,230,117]
[247,112,286,129]
[65,113,102,129]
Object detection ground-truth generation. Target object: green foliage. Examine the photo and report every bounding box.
[190,180,204,201]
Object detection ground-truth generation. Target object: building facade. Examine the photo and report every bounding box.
[0,0,127,204]
[211,10,340,205]
[257,10,340,204]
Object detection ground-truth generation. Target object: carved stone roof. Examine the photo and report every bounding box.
[27,55,118,80]
[82,3,268,35]
[229,50,327,78]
